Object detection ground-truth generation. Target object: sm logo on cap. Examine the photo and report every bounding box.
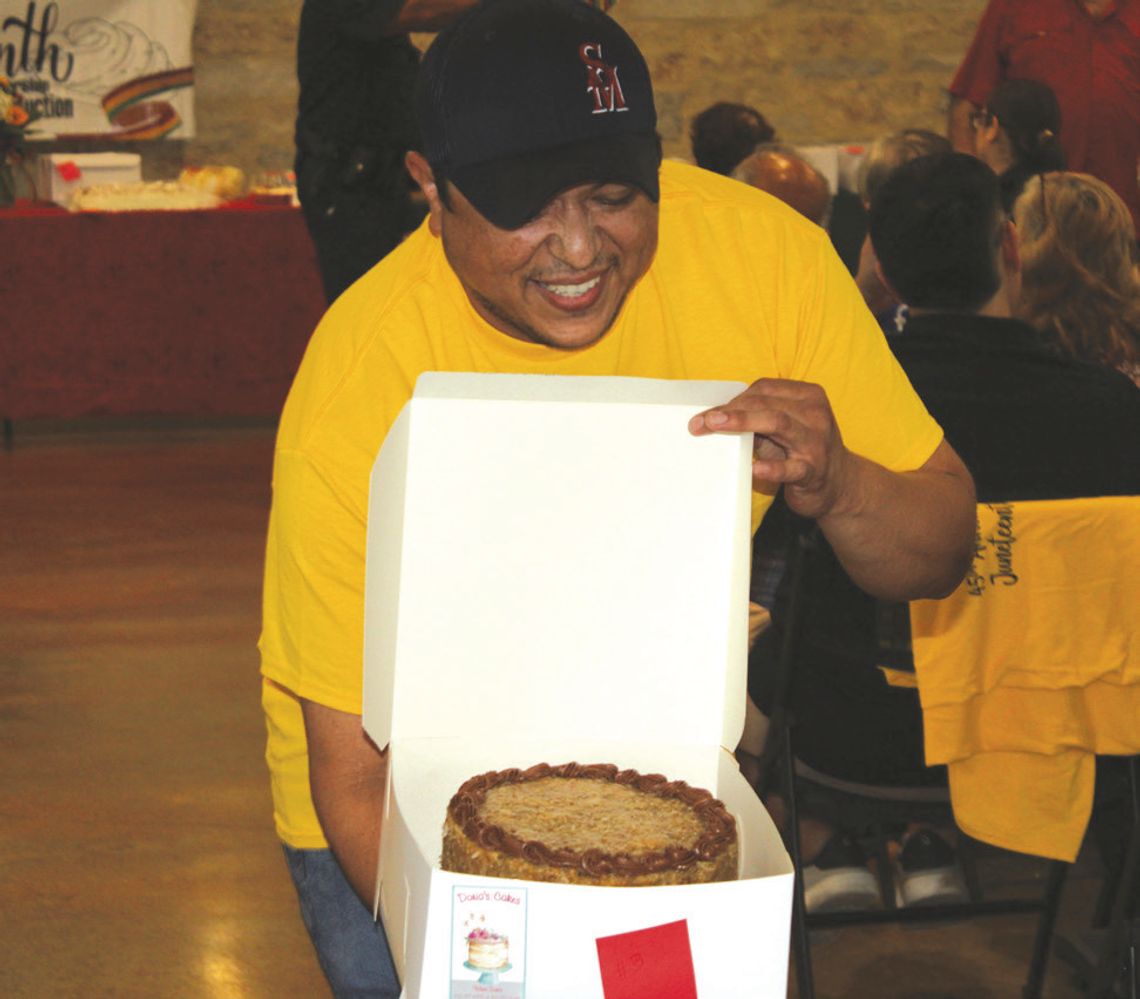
[579,42,628,114]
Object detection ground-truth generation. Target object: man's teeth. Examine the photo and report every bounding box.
[542,276,600,297]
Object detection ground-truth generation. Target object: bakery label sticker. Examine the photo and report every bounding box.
[450,886,527,998]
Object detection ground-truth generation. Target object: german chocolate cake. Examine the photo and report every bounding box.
[441,762,738,886]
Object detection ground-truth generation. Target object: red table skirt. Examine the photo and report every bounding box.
[2,199,326,421]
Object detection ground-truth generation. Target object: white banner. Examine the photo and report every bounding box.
[0,0,197,140]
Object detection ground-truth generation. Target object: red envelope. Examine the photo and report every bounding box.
[595,919,699,999]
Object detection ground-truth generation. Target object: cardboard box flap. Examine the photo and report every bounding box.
[362,373,752,752]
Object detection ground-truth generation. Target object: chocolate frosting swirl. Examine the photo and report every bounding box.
[447,762,737,876]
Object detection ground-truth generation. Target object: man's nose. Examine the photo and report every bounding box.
[548,204,600,268]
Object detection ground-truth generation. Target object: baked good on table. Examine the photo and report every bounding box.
[69,181,222,212]
[248,170,298,206]
[179,165,246,199]
[441,762,738,886]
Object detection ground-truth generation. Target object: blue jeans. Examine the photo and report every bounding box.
[283,845,400,999]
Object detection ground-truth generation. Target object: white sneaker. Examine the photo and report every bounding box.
[894,829,969,908]
[803,833,882,913]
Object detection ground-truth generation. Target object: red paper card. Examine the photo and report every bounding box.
[595,919,699,999]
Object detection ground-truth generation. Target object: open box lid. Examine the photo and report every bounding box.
[362,372,753,753]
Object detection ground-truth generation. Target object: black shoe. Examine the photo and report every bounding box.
[803,833,881,913]
[894,829,968,907]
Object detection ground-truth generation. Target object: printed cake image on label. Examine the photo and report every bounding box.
[450,885,527,998]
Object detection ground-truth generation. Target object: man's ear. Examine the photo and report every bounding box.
[873,257,903,304]
[1000,217,1021,277]
[999,217,1022,305]
[980,115,1002,149]
[405,150,444,236]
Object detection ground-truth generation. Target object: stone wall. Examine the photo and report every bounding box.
[164,0,990,178]
[190,0,300,176]
[616,0,988,155]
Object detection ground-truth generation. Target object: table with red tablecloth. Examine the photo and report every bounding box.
[1,199,327,421]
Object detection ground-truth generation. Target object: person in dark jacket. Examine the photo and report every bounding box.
[294,0,479,304]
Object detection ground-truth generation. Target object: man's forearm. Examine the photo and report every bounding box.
[317,758,387,904]
[302,699,389,906]
[817,445,975,602]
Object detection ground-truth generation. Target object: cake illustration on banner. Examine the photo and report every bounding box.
[441,762,738,886]
[101,67,193,140]
[464,926,509,971]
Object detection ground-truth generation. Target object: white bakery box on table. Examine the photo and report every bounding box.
[361,372,794,998]
[33,152,141,206]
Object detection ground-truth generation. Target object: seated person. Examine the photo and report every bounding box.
[689,100,776,176]
[734,143,876,279]
[748,152,1140,912]
[732,145,832,226]
[853,128,952,332]
[742,131,956,635]
[970,78,1066,215]
[1013,171,1140,386]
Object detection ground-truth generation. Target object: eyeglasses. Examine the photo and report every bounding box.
[970,109,994,129]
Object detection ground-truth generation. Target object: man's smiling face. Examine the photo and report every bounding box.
[410,153,659,351]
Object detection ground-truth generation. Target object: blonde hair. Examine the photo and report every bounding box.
[1013,172,1140,377]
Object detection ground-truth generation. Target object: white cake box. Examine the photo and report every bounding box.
[800,143,868,194]
[33,152,141,206]
[361,372,794,999]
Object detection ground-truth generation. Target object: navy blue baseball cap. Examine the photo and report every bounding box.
[415,0,661,229]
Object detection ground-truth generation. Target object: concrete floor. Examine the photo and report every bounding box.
[0,423,1119,998]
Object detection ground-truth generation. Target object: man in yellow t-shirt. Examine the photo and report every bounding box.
[260,1,976,993]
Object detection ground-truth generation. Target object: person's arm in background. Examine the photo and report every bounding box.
[328,0,479,40]
[387,0,605,33]
[946,0,1004,155]
[690,380,976,602]
[388,0,481,32]
[854,234,899,316]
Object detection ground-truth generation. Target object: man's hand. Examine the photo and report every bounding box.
[688,378,856,520]
[748,602,771,648]
[689,378,976,601]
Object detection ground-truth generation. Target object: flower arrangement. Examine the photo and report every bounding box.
[0,76,34,206]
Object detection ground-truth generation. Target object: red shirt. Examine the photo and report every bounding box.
[950,0,1140,230]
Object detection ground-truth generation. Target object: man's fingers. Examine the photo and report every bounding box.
[752,455,812,485]
[689,380,826,436]
[688,409,729,434]
[753,435,786,462]
[690,405,797,438]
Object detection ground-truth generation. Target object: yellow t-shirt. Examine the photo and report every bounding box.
[260,160,944,847]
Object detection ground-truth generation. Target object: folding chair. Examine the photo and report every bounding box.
[758,524,1099,999]
[1051,754,1139,997]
